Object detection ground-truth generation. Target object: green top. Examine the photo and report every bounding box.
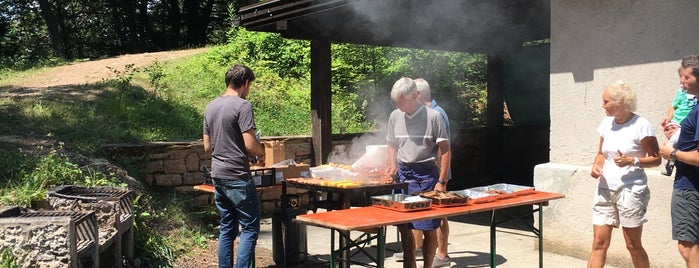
[671,88,697,123]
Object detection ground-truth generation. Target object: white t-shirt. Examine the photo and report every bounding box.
[596,114,655,190]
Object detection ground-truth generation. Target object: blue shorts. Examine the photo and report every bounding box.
[398,162,440,231]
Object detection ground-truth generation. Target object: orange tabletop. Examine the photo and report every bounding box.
[293,191,565,268]
[294,191,565,231]
[193,184,214,193]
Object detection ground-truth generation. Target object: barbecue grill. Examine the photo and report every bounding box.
[0,206,99,267]
[47,185,135,265]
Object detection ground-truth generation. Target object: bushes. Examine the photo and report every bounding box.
[0,144,123,207]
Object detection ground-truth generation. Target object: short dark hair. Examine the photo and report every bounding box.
[225,64,255,89]
[681,54,699,78]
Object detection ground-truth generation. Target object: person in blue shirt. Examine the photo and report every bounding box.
[416,78,452,267]
[660,68,697,175]
[659,54,699,268]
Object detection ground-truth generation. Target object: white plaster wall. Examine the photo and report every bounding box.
[550,0,699,164]
[542,1,699,266]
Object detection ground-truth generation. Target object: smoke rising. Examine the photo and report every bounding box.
[345,0,534,53]
[328,129,389,166]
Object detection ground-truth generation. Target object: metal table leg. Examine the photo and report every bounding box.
[331,229,336,268]
[490,211,497,268]
[377,227,386,268]
[329,227,387,268]
[538,203,544,268]
[489,203,546,268]
[280,182,287,268]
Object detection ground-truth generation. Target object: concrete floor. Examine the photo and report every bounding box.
[258,210,615,268]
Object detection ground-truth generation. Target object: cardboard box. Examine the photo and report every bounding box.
[274,164,310,184]
[263,140,286,167]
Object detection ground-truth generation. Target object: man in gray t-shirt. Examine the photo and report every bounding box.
[386,77,451,268]
[203,64,265,268]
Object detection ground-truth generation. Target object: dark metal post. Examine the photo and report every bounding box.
[487,54,505,180]
[310,40,332,166]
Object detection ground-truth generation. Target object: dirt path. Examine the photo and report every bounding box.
[12,47,209,88]
[0,47,211,149]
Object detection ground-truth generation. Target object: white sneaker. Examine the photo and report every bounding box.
[432,255,451,267]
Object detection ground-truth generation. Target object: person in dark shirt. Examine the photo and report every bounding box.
[659,54,699,268]
[203,64,265,268]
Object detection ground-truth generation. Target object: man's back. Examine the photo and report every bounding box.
[204,95,254,179]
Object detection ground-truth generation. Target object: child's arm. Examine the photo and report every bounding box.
[662,105,675,127]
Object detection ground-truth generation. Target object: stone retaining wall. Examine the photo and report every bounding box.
[105,127,549,213]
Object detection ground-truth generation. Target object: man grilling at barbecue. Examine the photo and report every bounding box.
[386,77,452,268]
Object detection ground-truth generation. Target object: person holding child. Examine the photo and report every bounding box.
[660,68,697,175]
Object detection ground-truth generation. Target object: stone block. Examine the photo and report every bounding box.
[185,152,200,172]
[169,149,189,160]
[183,172,204,185]
[163,159,186,173]
[191,145,205,154]
[143,175,154,186]
[148,152,170,160]
[145,160,163,173]
[154,174,182,186]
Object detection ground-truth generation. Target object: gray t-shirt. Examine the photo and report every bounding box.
[386,105,449,163]
[203,95,256,179]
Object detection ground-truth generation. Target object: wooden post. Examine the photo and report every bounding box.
[487,54,505,180]
[310,40,332,166]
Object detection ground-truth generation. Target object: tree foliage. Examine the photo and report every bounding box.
[153,27,488,133]
[1,0,489,131]
[0,0,232,70]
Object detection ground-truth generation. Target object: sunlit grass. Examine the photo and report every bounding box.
[0,68,45,87]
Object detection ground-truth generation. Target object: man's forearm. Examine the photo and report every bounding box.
[438,151,451,182]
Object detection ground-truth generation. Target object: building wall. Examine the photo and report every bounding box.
[550,0,699,164]
[542,1,699,267]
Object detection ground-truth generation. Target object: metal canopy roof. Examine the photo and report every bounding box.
[236,0,550,54]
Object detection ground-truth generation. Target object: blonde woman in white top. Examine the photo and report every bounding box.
[589,81,660,268]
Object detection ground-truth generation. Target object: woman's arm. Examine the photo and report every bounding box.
[591,137,605,178]
[639,136,661,167]
[612,136,660,167]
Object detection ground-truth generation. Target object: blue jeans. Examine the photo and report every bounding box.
[213,178,260,268]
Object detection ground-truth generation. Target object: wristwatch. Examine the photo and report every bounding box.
[438,180,447,185]
[670,149,678,162]
[633,157,640,167]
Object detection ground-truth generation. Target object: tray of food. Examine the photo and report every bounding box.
[467,183,535,199]
[419,190,469,207]
[451,189,498,204]
[371,194,432,212]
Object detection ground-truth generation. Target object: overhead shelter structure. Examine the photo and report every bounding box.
[235,0,550,179]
